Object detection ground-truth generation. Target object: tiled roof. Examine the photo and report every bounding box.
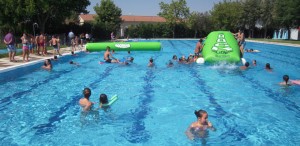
[79,14,166,23]
[121,15,166,23]
[79,14,96,22]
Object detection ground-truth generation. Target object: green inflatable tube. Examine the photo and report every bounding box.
[202,31,241,63]
[102,95,118,107]
[86,42,161,51]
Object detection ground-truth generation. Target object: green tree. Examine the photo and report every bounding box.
[259,0,275,38]
[187,12,212,38]
[0,0,90,33]
[158,0,190,38]
[273,0,300,28]
[210,1,243,31]
[240,0,261,38]
[94,0,122,39]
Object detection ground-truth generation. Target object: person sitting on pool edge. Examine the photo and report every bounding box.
[279,75,300,86]
[185,109,215,140]
[104,46,119,63]
[42,59,52,70]
[240,62,250,70]
[79,88,94,111]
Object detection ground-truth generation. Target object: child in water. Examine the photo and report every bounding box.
[186,109,215,140]
[148,58,154,67]
[99,94,108,108]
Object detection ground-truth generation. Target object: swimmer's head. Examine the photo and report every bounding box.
[168,60,173,66]
[149,58,153,63]
[199,39,203,43]
[54,55,58,60]
[71,51,74,55]
[283,75,289,83]
[100,94,108,104]
[266,63,271,69]
[83,88,91,98]
[252,60,256,64]
[128,50,131,54]
[69,61,74,64]
[129,57,134,62]
[194,109,208,123]
[173,55,177,60]
[106,46,110,51]
[245,62,250,67]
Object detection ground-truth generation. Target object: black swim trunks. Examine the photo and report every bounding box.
[105,59,112,63]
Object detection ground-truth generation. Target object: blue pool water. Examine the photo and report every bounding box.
[0,40,300,145]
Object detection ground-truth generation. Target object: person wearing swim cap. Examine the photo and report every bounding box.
[79,88,94,111]
[186,109,215,140]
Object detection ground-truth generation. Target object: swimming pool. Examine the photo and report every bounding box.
[0,40,300,145]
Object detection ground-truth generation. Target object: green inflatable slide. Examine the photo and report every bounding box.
[86,42,161,51]
[202,31,241,63]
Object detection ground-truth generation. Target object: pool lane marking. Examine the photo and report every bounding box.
[173,40,247,140]
[239,73,300,117]
[122,43,162,143]
[32,65,116,135]
[252,50,300,66]
[0,57,98,108]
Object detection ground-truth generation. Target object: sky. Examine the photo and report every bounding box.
[87,0,223,16]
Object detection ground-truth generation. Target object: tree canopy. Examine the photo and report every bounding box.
[158,0,190,38]
[0,0,90,34]
[93,0,122,39]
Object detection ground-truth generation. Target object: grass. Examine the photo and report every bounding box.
[247,38,300,45]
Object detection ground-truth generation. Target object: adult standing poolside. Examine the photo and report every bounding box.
[38,33,46,56]
[3,30,16,62]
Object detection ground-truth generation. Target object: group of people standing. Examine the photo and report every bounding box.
[3,30,59,62]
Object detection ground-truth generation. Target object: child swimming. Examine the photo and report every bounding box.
[186,109,215,140]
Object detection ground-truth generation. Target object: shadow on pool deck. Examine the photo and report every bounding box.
[0,46,83,73]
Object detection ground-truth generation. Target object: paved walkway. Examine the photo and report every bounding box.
[0,47,79,73]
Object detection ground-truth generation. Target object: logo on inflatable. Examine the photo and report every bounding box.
[115,44,131,49]
[212,34,233,54]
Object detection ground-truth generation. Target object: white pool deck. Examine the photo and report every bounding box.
[0,40,299,73]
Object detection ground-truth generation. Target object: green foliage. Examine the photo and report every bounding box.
[125,23,173,38]
[158,0,190,38]
[187,12,212,38]
[273,0,300,28]
[0,0,90,34]
[94,0,122,39]
[210,1,243,30]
